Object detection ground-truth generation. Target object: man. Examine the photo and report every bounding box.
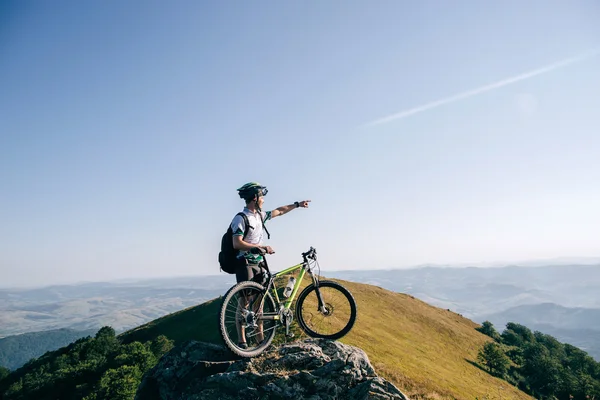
[230,182,310,349]
[231,182,310,285]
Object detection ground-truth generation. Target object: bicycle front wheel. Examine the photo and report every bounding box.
[296,280,357,340]
[219,281,278,358]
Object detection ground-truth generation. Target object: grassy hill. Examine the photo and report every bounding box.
[120,297,223,345]
[119,278,532,400]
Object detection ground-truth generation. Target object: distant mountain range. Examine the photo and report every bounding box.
[0,277,232,338]
[328,263,600,313]
[411,256,600,268]
[478,303,600,357]
[481,303,600,331]
[2,263,599,361]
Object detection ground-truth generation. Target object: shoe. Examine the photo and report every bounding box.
[238,342,248,349]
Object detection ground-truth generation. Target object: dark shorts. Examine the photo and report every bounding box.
[235,259,267,285]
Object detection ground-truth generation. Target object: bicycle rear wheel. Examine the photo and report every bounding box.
[296,280,357,339]
[219,281,278,357]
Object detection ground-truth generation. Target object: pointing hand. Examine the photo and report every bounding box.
[297,200,311,208]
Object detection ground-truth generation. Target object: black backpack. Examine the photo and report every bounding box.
[218,212,250,274]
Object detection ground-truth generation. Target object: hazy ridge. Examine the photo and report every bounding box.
[2,264,598,361]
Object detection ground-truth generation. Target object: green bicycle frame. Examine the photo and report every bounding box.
[257,255,324,324]
[271,262,307,309]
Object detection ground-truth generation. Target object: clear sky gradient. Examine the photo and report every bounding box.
[1,1,599,287]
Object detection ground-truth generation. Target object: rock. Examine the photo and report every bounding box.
[135,338,409,400]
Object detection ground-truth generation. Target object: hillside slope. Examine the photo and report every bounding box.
[0,328,97,370]
[120,278,532,400]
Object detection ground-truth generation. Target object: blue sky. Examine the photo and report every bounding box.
[1,1,599,287]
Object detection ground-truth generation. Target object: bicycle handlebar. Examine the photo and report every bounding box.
[302,247,317,260]
[252,246,316,260]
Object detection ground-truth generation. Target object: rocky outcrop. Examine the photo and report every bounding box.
[136,338,409,400]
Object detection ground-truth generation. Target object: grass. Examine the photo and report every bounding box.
[334,280,531,400]
[119,276,532,400]
[119,297,223,345]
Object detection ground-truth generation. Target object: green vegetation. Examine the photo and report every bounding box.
[477,342,510,376]
[476,320,501,342]
[0,367,9,382]
[477,321,600,399]
[0,328,97,371]
[0,326,173,400]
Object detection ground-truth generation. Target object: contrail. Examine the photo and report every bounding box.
[365,48,600,126]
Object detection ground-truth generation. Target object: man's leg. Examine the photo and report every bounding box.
[235,296,249,347]
[234,262,268,347]
[253,298,265,343]
[252,264,267,343]
[235,259,253,347]
[239,263,266,345]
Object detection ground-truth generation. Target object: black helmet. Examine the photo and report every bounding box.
[237,182,268,201]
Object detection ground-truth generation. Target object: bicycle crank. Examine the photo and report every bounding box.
[281,308,294,338]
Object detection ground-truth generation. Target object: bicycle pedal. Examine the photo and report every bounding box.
[286,333,295,338]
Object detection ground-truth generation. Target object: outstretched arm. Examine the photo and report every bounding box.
[270,200,311,218]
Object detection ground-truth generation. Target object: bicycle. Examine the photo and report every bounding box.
[218,247,357,357]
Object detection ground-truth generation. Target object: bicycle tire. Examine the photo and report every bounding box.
[219,281,277,358]
[296,280,357,340]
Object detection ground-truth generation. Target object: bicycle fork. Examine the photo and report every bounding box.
[308,270,329,315]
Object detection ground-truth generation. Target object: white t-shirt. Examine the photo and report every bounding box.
[230,208,272,264]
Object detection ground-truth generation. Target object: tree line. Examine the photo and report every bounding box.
[0,328,97,371]
[0,326,173,400]
[477,321,600,400]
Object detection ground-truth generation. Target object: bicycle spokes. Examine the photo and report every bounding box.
[221,285,277,352]
[297,282,356,338]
